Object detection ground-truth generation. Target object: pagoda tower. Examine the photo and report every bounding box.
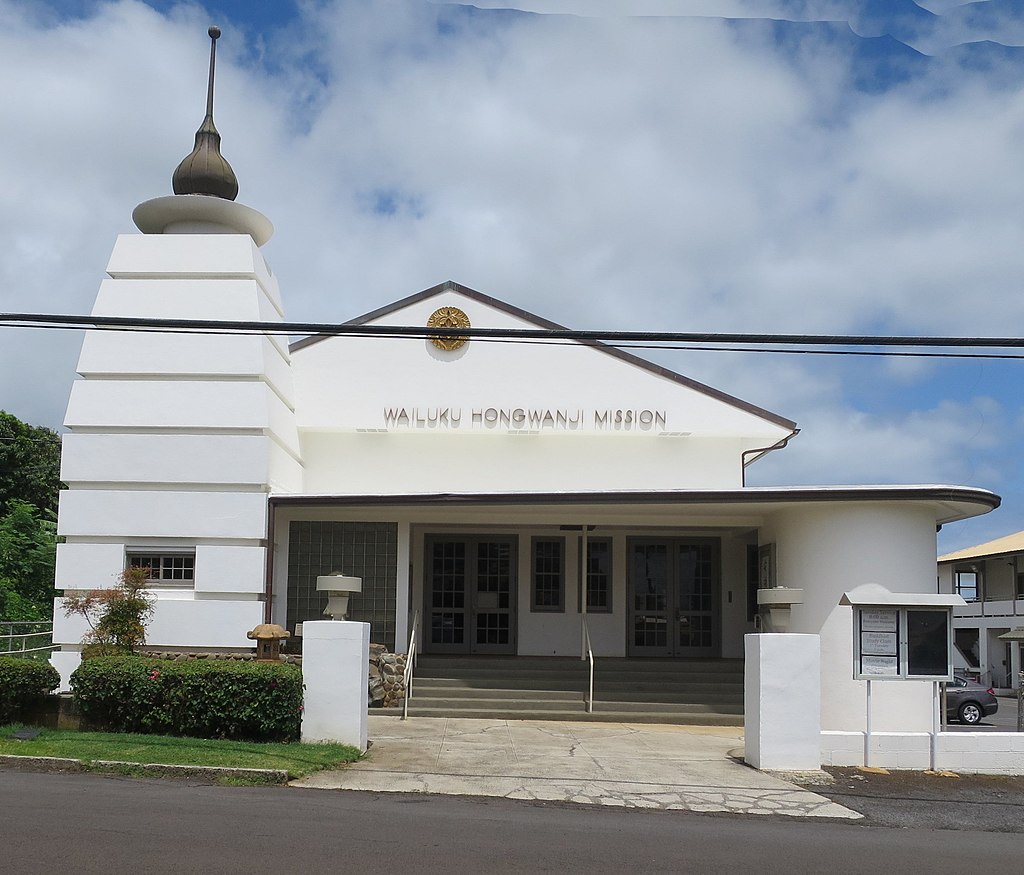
[52,28,301,686]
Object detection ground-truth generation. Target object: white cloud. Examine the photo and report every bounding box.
[1,0,1023,551]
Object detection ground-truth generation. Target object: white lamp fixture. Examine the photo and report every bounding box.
[756,587,804,633]
[316,574,362,620]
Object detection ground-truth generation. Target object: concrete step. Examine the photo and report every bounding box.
[403,706,744,726]
[410,685,586,701]
[411,680,741,700]
[406,656,745,725]
[415,656,743,675]
[411,700,741,721]
[411,682,742,706]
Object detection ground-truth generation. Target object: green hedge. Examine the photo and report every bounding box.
[71,656,303,742]
[0,656,61,723]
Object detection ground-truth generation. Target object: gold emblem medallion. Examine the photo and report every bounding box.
[427,306,471,351]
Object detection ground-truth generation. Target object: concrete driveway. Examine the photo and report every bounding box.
[293,716,860,819]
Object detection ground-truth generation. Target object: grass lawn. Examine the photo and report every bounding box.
[0,724,362,781]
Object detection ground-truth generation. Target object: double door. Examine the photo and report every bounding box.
[425,536,517,654]
[628,539,719,657]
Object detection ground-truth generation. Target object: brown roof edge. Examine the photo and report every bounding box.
[289,280,798,432]
[269,485,999,512]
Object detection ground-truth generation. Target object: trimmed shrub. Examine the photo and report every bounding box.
[71,656,303,742]
[0,656,61,723]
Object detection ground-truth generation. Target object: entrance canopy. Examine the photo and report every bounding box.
[269,485,997,526]
[268,485,998,659]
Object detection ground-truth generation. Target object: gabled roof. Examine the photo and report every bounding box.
[291,280,798,433]
[939,529,1024,564]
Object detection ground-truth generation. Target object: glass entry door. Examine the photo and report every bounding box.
[628,539,719,657]
[425,536,517,654]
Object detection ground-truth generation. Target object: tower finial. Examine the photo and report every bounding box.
[172,25,239,201]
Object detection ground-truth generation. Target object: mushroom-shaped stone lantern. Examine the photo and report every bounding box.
[316,574,362,620]
[247,623,290,660]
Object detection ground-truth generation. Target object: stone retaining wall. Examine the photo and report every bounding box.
[369,644,407,707]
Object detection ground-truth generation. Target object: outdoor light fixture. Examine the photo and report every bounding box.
[315,573,362,620]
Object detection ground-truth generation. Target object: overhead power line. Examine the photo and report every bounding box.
[1,312,1023,356]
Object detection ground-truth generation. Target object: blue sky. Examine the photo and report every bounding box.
[2,0,1024,552]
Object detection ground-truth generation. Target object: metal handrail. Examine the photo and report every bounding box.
[582,615,595,713]
[402,610,420,720]
[0,623,54,658]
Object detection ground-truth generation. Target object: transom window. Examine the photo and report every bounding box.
[128,553,195,585]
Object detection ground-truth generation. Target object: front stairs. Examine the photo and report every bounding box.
[402,655,744,725]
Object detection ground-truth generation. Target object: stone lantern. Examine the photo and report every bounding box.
[316,574,362,620]
[247,623,290,660]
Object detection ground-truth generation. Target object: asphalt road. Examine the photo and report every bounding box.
[2,771,1022,874]
[802,767,1024,832]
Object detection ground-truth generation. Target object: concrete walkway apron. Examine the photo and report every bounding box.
[293,716,860,819]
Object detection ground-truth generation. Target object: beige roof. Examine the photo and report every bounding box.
[939,529,1024,563]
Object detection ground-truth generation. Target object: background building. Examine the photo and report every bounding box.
[939,531,1024,692]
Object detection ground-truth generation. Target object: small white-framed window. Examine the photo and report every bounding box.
[127,552,195,586]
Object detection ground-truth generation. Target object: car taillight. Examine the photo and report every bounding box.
[986,688,994,694]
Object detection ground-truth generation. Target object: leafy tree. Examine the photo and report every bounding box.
[0,411,63,621]
[0,500,56,621]
[62,566,155,654]
[0,410,62,517]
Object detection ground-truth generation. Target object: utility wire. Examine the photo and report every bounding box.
[1,312,1022,354]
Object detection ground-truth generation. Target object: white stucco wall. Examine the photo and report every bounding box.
[105,234,279,303]
[61,434,278,487]
[291,289,793,495]
[54,594,264,651]
[762,502,940,732]
[58,490,268,541]
[299,431,746,495]
[53,228,298,656]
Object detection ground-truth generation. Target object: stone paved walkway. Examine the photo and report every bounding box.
[293,716,860,819]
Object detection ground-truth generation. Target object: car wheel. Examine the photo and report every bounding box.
[959,701,983,725]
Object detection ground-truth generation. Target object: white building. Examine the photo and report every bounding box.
[51,29,1001,739]
[938,531,1024,693]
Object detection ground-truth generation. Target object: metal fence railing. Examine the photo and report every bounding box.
[0,621,54,659]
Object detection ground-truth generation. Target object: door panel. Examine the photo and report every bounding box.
[676,543,716,655]
[426,536,516,654]
[629,542,672,656]
[628,539,719,657]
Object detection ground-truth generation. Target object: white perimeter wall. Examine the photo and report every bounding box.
[822,731,1024,774]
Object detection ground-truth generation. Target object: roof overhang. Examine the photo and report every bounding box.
[268,485,998,526]
[998,629,1024,641]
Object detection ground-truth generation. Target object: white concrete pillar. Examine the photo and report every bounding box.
[50,651,82,693]
[744,633,821,770]
[301,620,370,751]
